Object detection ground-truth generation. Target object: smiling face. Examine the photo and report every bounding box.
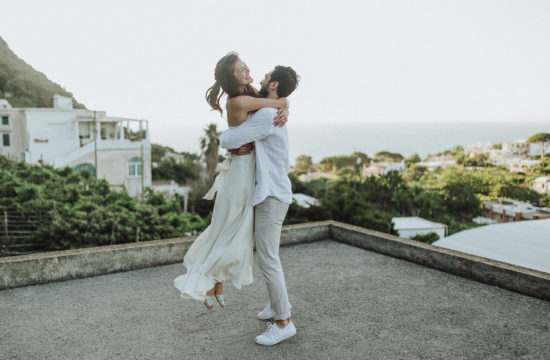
[232,59,253,86]
[259,71,275,97]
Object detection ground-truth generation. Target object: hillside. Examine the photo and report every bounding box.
[0,36,85,108]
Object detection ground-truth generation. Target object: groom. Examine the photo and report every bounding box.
[219,65,299,345]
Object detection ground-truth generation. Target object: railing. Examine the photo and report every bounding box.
[1,209,43,256]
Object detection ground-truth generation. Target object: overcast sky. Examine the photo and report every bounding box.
[1,0,549,154]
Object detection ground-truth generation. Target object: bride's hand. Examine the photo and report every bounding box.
[273,107,289,127]
[229,142,254,156]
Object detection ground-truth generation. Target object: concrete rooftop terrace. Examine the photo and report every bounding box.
[1,222,549,359]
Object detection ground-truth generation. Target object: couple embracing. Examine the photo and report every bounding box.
[173,52,300,346]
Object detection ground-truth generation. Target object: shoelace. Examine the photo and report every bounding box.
[262,322,276,339]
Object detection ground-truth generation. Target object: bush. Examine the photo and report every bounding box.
[411,232,440,244]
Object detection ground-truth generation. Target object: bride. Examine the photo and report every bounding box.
[173,52,288,310]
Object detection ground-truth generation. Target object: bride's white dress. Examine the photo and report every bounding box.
[173,150,255,300]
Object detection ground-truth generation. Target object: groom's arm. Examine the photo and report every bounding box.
[220,108,275,149]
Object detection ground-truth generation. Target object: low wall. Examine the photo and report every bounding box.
[1,220,548,302]
[329,221,550,301]
[0,221,331,290]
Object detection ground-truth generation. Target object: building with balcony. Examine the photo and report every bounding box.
[0,95,151,197]
[481,199,550,223]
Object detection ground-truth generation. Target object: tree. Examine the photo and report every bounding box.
[441,181,480,221]
[200,123,221,182]
[405,153,421,168]
[527,133,550,161]
[411,232,440,244]
[374,151,404,162]
[295,154,314,173]
[317,152,370,172]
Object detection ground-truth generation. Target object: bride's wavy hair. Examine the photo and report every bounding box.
[205,51,258,116]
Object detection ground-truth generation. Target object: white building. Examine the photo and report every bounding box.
[151,180,190,211]
[528,142,550,157]
[298,171,335,182]
[392,216,447,240]
[502,140,528,156]
[0,95,151,197]
[418,155,456,171]
[507,158,540,172]
[531,176,550,195]
[292,193,320,208]
[363,161,405,177]
[433,219,550,273]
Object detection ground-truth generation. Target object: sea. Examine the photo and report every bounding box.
[286,122,550,163]
[154,122,549,164]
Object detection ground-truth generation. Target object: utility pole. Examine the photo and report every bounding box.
[93,109,98,181]
[140,143,145,200]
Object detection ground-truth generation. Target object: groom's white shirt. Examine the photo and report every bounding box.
[220,107,292,206]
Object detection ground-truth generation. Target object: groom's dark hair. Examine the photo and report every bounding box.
[270,66,300,98]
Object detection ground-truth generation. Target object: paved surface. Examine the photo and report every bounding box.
[1,240,549,360]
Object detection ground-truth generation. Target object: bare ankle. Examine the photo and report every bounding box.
[275,318,290,328]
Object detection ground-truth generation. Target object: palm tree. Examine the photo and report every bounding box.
[527,133,550,161]
[200,123,221,182]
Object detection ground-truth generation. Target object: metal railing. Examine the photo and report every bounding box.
[1,209,42,256]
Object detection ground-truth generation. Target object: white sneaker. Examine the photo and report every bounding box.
[255,321,296,346]
[256,304,273,320]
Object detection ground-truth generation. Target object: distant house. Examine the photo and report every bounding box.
[151,180,190,211]
[418,155,456,171]
[298,171,334,182]
[507,158,540,172]
[464,140,538,170]
[162,151,185,163]
[363,161,405,177]
[292,193,320,208]
[531,176,550,195]
[392,216,447,240]
[0,95,151,197]
[481,199,550,222]
[502,140,528,156]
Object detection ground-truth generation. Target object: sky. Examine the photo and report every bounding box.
[1,0,549,155]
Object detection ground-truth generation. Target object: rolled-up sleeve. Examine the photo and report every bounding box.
[220,108,275,149]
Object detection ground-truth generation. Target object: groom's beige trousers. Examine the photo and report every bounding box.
[254,196,292,320]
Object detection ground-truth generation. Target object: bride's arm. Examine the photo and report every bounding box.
[227,96,288,113]
[228,96,289,127]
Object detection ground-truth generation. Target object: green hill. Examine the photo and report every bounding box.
[0,36,85,109]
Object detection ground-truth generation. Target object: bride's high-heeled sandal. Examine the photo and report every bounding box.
[215,294,226,308]
[204,295,215,310]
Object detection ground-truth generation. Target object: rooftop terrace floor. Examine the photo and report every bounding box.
[1,240,549,360]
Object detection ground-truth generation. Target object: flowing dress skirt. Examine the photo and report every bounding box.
[173,152,255,300]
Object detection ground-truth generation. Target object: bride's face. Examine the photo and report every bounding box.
[232,59,253,86]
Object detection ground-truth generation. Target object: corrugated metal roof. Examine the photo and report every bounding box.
[433,219,550,273]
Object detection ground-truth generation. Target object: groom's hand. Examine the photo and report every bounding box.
[229,142,254,156]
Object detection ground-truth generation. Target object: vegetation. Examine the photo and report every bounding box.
[287,168,482,235]
[411,232,440,244]
[0,36,85,108]
[0,155,207,255]
[200,124,221,182]
[151,144,203,185]
[317,152,370,172]
[295,155,315,173]
[527,133,550,161]
[374,151,404,162]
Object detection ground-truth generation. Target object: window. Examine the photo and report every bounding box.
[2,133,9,147]
[74,163,96,178]
[1,116,7,125]
[128,157,143,177]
